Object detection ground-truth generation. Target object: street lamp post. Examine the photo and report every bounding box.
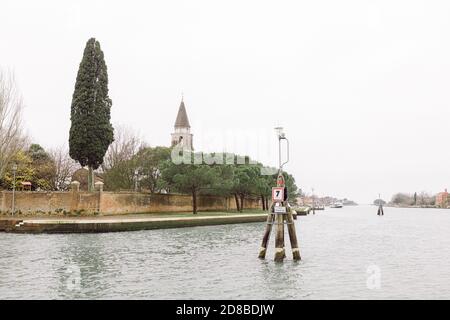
[275,127,289,171]
[134,169,139,192]
[11,163,17,216]
[377,193,384,216]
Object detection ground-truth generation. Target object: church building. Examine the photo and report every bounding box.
[171,97,193,150]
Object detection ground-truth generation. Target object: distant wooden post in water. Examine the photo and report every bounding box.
[258,127,300,262]
[377,193,384,216]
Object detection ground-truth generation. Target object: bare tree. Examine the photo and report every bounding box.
[102,124,146,171]
[418,191,435,206]
[48,145,78,191]
[0,70,27,180]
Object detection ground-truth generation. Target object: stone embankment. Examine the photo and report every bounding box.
[0,212,267,234]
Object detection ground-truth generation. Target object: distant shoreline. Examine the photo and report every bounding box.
[384,205,443,209]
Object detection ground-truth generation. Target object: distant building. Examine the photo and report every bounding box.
[436,189,449,208]
[296,196,308,206]
[171,97,193,150]
[299,196,313,206]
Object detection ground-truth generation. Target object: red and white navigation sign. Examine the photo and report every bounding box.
[272,187,284,202]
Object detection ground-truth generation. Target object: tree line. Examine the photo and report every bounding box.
[102,133,299,213]
[0,143,77,191]
[388,192,436,207]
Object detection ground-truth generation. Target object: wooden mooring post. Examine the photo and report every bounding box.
[377,204,384,216]
[258,212,275,259]
[377,193,384,216]
[258,173,301,262]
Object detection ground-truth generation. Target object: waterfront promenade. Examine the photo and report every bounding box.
[0,211,267,234]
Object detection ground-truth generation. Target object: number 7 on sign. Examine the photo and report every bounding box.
[272,187,284,202]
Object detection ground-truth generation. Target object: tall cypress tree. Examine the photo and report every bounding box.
[69,38,114,191]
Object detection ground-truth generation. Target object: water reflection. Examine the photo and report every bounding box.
[56,235,111,299]
[258,259,306,299]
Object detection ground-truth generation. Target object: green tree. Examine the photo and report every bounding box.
[230,163,260,212]
[28,144,50,162]
[69,38,114,192]
[0,146,59,191]
[103,159,136,191]
[199,154,242,211]
[27,144,55,190]
[282,171,299,204]
[205,161,236,206]
[0,151,36,190]
[255,172,273,211]
[160,154,221,214]
[103,146,172,192]
[0,144,77,191]
[134,146,171,193]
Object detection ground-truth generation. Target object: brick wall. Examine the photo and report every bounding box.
[0,190,260,216]
[1,191,73,215]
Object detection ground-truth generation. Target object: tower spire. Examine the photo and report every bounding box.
[174,97,190,128]
[171,96,193,150]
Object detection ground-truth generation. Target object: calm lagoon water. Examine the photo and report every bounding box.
[1,205,450,299]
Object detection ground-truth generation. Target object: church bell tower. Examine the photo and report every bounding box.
[171,97,193,150]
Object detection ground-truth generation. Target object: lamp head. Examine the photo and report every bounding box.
[275,127,285,139]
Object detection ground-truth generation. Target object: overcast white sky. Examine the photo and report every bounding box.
[2,0,450,203]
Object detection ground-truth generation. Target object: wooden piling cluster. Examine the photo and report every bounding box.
[377,204,384,216]
[377,194,384,216]
[258,174,301,262]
